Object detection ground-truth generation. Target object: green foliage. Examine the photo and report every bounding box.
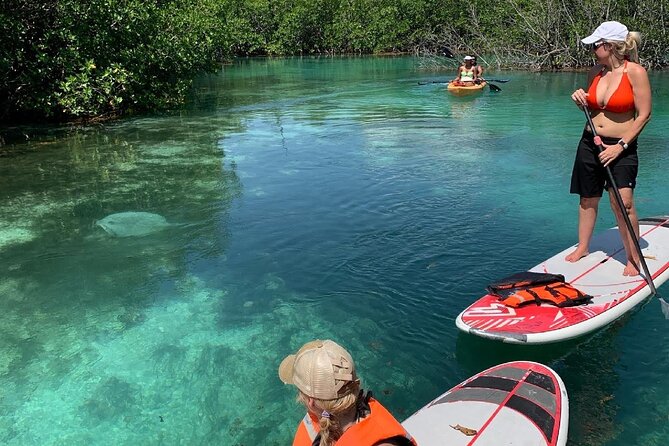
[3,0,669,122]
[268,0,339,54]
[220,0,274,55]
[56,61,129,116]
[1,0,227,121]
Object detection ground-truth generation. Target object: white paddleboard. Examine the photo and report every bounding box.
[402,361,569,446]
[456,216,669,344]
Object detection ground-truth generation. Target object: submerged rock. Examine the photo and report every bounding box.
[95,211,176,237]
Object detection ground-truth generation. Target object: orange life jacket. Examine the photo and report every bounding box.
[292,397,417,446]
[487,271,592,308]
[499,281,592,308]
[293,412,320,446]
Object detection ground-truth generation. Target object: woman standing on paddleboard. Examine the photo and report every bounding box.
[566,21,651,276]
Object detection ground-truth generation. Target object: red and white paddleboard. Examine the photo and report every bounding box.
[456,216,669,344]
[402,361,569,446]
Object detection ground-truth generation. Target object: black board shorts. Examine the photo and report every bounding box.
[570,130,638,198]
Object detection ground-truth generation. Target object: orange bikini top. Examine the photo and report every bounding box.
[586,61,635,113]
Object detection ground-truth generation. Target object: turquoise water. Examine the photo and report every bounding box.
[1,56,668,445]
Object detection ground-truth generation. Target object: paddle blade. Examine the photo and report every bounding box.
[441,47,455,58]
[659,296,669,320]
[488,83,501,92]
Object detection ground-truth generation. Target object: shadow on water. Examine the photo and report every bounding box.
[556,314,646,446]
[455,332,581,373]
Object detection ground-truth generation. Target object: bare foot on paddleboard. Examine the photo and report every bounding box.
[565,248,589,262]
[622,261,640,276]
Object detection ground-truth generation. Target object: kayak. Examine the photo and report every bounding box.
[456,216,669,344]
[402,361,569,446]
[447,81,487,95]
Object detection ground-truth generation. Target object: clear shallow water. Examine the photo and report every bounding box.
[1,56,668,445]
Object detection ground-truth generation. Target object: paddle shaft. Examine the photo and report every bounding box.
[582,108,657,295]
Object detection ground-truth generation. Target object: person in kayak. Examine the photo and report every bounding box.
[566,21,651,276]
[472,56,484,81]
[279,339,416,446]
[452,56,480,86]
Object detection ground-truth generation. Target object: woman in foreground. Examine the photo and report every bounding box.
[279,339,416,446]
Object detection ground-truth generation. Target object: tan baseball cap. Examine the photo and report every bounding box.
[278,340,358,400]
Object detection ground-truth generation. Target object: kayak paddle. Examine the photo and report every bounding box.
[418,80,501,92]
[441,47,455,58]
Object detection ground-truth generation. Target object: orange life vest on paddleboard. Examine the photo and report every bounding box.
[487,272,592,308]
[499,281,592,308]
[292,394,416,446]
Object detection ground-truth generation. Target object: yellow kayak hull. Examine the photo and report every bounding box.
[447,81,487,95]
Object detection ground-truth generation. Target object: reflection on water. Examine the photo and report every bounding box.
[1,57,669,445]
[448,95,482,120]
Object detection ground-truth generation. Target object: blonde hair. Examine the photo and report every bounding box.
[298,381,361,446]
[608,31,641,63]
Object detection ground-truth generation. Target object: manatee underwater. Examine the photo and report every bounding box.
[95,212,179,237]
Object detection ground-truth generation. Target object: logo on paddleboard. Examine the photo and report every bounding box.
[464,303,517,317]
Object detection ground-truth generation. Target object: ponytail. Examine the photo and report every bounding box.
[298,382,361,446]
[318,408,346,446]
[316,389,359,446]
[626,31,641,63]
[610,31,641,63]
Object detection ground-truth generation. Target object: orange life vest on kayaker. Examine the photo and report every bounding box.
[292,396,417,446]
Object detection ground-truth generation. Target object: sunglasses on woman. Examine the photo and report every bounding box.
[590,41,606,50]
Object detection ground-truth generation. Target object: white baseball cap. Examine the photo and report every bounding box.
[463,55,475,61]
[581,21,628,44]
